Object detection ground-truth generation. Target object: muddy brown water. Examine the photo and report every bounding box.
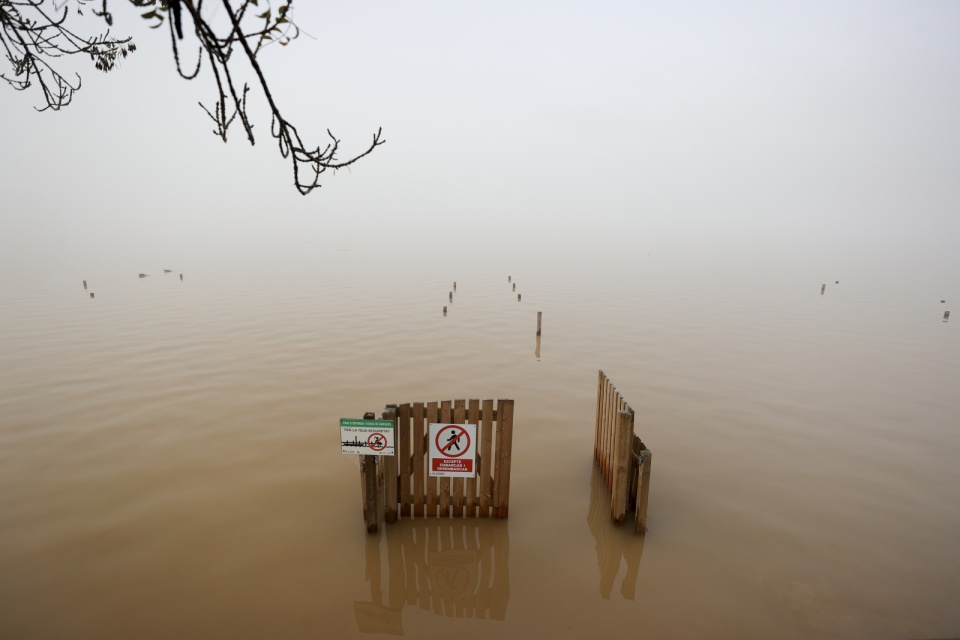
[1,252,958,639]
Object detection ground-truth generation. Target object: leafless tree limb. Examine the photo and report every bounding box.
[0,0,383,194]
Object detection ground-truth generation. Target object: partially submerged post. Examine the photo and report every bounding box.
[820,284,826,295]
[361,412,380,533]
[536,311,542,337]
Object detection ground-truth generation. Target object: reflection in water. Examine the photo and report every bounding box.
[356,519,510,635]
[587,465,644,600]
[534,335,541,361]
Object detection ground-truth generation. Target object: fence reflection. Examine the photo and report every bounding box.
[356,519,510,635]
[587,465,645,600]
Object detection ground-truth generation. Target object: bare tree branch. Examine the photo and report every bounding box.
[0,0,383,194]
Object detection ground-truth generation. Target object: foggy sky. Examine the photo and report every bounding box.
[1,1,958,283]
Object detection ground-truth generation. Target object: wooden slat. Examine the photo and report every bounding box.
[426,402,439,517]
[382,407,399,523]
[452,399,466,517]
[600,374,607,472]
[603,375,614,485]
[413,402,426,517]
[439,400,452,517]
[495,399,514,518]
[398,404,412,517]
[594,370,604,464]
[597,372,606,477]
[480,399,494,517]
[466,398,480,517]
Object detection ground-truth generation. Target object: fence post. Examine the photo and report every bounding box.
[382,406,398,524]
[611,410,632,523]
[362,412,380,533]
[496,399,515,518]
[594,371,604,468]
[635,449,652,534]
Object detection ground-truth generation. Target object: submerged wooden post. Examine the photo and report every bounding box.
[362,412,380,533]
[635,449,652,534]
[453,281,457,292]
[820,284,826,295]
[495,399,515,518]
[536,311,542,336]
[443,306,447,316]
[512,283,516,292]
[945,311,951,322]
[83,280,88,290]
[611,410,633,523]
[89,292,95,299]
[382,406,398,524]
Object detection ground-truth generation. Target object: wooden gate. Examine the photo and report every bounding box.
[594,371,652,533]
[359,399,514,532]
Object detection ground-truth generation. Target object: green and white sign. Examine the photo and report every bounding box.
[340,418,395,456]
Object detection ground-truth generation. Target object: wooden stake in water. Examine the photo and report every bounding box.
[361,412,379,533]
[453,281,457,292]
[821,284,826,295]
[944,311,951,322]
[518,294,521,302]
[443,306,447,316]
[83,280,87,290]
[180,274,183,281]
[449,291,453,303]
[89,292,95,299]
[536,311,542,337]
[508,276,511,283]
[512,283,516,292]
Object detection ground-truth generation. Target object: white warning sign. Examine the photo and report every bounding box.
[340,418,395,456]
[429,423,477,478]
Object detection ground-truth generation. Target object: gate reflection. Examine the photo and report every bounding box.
[587,464,645,600]
[356,519,510,635]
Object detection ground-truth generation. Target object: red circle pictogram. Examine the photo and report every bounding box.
[435,425,470,458]
[367,432,387,452]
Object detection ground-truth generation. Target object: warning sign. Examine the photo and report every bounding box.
[429,423,477,477]
[340,418,395,456]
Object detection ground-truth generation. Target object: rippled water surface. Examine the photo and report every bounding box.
[1,249,958,640]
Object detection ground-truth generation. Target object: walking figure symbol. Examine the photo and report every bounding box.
[446,430,461,451]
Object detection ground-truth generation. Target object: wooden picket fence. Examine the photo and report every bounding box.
[594,370,652,534]
[359,399,515,532]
